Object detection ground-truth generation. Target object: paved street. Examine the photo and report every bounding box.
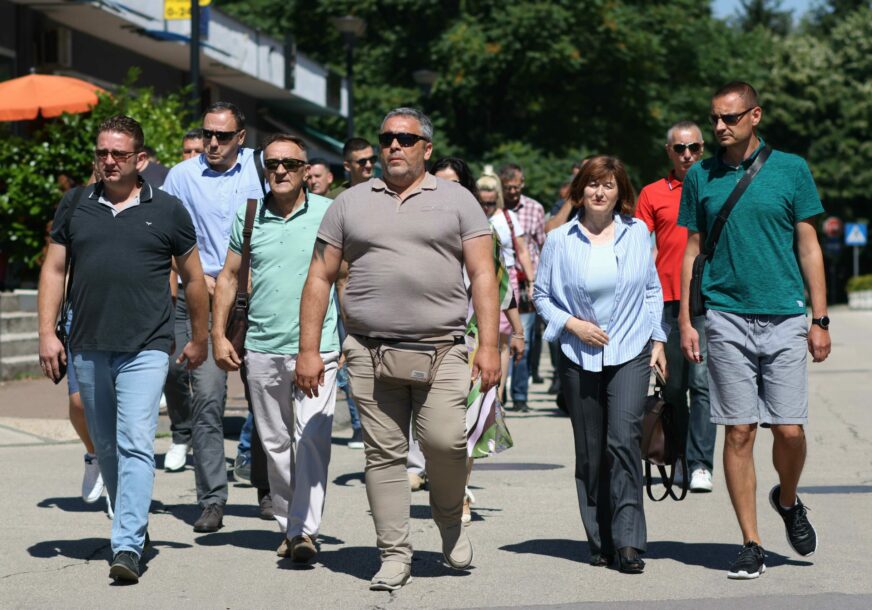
[1,308,871,608]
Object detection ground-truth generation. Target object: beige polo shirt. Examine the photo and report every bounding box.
[318,173,491,340]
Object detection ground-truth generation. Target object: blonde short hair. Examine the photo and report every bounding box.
[476,174,504,209]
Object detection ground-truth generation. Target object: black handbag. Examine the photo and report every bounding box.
[690,146,772,317]
[641,372,688,502]
[52,186,88,384]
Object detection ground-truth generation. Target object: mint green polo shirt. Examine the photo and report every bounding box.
[678,138,824,315]
[229,193,338,354]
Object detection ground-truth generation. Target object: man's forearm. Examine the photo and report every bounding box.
[799,244,828,316]
[470,271,499,349]
[37,267,65,336]
[211,270,238,339]
[678,234,700,327]
[299,277,331,353]
[185,279,210,342]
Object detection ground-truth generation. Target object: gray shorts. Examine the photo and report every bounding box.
[704,309,808,426]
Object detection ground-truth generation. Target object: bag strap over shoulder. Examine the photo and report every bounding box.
[501,209,524,275]
[252,148,268,199]
[701,145,772,256]
[234,198,258,309]
[60,185,89,314]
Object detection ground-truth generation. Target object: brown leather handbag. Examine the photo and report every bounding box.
[641,372,688,501]
[225,199,257,358]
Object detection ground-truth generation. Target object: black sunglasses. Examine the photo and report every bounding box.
[354,155,378,167]
[264,157,307,171]
[202,129,240,142]
[377,132,429,148]
[94,149,139,162]
[709,107,754,126]
[671,142,703,154]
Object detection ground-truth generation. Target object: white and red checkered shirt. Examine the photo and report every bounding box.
[509,194,546,273]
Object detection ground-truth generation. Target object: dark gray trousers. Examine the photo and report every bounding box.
[164,288,228,507]
[561,346,650,556]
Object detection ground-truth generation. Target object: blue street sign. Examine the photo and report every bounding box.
[844,223,867,246]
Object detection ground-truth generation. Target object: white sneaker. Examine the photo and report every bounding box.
[82,454,104,503]
[164,443,189,472]
[690,468,713,493]
[106,493,114,520]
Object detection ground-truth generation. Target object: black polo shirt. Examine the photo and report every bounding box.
[50,180,197,354]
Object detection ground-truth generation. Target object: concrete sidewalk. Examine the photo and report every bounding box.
[1,309,871,608]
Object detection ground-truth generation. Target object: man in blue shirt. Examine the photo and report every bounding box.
[162,101,265,532]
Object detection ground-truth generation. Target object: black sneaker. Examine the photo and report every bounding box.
[109,551,140,583]
[769,484,817,556]
[510,401,530,413]
[727,541,766,579]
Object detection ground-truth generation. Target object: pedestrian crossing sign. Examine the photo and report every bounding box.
[844,223,867,246]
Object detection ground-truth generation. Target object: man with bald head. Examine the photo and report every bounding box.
[636,120,716,494]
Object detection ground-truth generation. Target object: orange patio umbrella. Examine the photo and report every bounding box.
[0,73,106,121]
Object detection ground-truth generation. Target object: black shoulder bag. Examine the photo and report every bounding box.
[690,146,772,317]
[53,186,88,384]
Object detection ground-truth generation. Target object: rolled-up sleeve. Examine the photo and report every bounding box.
[534,232,572,342]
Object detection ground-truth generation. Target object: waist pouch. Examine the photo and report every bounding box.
[364,335,463,387]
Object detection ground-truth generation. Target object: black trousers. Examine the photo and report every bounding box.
[561,346,650,556]
[240,361,269,491]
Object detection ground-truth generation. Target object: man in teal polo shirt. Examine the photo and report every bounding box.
[212,133,339,563]
[678,82,831,580]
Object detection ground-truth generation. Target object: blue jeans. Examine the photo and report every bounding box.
[662,302,716,472]
[74,350,169,557]
[238,412,253,455]
[510,312,538,402]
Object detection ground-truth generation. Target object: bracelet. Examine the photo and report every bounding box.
[511,332,526,339]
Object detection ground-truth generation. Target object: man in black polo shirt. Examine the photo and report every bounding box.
[37,115,210,584]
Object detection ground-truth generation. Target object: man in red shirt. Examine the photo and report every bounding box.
[636,120,716,493]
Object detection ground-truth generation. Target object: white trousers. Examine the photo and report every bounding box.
[244,350,338,537]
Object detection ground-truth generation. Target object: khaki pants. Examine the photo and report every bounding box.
[344,334,469,564]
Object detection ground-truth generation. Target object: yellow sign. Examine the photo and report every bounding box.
[165,0,211,21]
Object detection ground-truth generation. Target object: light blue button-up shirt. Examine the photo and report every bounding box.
[534,214,667,372]
[162,147,265,277]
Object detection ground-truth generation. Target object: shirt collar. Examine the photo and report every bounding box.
[569,212,631,242]
[89,176,150,200]
[716,136,766,170]
[665,170,682,191]
[372,172,437,195]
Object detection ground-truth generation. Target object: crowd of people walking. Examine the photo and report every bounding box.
[36,80,830,588]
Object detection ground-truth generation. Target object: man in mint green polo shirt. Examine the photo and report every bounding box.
[678,82,831,580]
[212,133,339,564]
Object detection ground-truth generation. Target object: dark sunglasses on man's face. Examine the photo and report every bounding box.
[354,155,378,167]
[264,157,307,171]
[202,129,239,142]
[377,132,429,148]
[671,143,703,154]
[709,107,754,126]
[95,149,139,162]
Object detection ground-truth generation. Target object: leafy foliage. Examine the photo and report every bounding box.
[0,70,193,268]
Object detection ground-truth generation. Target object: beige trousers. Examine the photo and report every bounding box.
[344,334,469,564]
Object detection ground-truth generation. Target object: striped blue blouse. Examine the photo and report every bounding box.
[534,214,668,372]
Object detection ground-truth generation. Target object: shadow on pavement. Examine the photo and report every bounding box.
[798,485,872,494]
[194,529,280,552]
[500,538,812,571]
[313,546,472,581]
[28,537,190,562]
[37,496,110,513]
[159,502,262,526]
[332,471,365,487]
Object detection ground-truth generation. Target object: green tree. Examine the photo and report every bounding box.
[734,0,793,35]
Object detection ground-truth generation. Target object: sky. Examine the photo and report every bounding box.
[712,0,815,20]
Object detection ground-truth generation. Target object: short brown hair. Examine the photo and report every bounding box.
[97,115,144,151]
[261,133,307,155]
[713,81,759,108]
[569,155,635,216]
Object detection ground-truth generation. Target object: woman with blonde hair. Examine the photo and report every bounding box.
[476,171,535,411]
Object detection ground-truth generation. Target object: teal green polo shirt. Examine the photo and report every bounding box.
[678,138,824,315]
[229,193,338,354]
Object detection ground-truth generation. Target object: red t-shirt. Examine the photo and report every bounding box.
[635,173,685,302]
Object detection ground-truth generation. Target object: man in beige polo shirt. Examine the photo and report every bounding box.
[296,107,500,591]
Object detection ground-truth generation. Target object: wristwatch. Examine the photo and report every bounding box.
[811,315,830,330]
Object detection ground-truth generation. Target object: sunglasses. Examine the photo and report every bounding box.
[709,107,754,126]
[671,142,703,154]
[95,149,139,162]
[202,129,240,142]
[377,132,429,148]
[353,155,378,167]
[264,157,307,171]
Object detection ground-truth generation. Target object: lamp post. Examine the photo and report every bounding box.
[412,69,438,97]
[331,15,366,140]
[190,0,200,122]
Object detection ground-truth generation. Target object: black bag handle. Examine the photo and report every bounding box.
[253,148,268,199]
[59,186,89,318]
[701,145,772,256]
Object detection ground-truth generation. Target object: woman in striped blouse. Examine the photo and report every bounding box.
[534,155,668,574]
